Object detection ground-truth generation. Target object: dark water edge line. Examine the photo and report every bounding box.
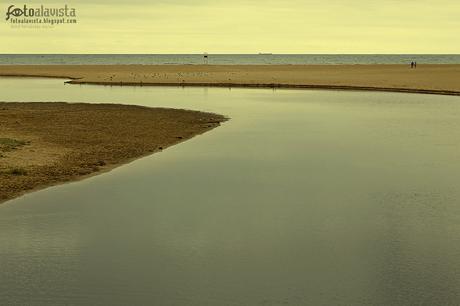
[67,80,460,97]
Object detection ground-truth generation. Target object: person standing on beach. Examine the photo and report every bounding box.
[414,62,417,69]
[411,62,414,68]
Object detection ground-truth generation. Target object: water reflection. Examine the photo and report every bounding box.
[1,77,460,305]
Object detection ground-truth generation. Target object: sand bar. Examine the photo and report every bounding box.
[0,102,226,204]
[1,64,460,95]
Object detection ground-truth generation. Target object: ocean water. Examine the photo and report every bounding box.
[0,54,460,65]
[1,77,460,305]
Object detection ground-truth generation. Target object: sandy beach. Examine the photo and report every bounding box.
[0,102,226,204]
[1,64,458,202]
[1,64,460,95]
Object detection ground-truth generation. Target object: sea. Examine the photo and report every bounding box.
[0,54,460,65]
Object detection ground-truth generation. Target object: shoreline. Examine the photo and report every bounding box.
[1,64,460,96]
[0,102,227,204]
[1,64,459,203]
[67,81,460,97]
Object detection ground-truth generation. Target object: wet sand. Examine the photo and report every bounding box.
[0,102,226,204]
[1,64,460,95]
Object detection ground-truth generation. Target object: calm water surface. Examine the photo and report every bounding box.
[1,78,460,305]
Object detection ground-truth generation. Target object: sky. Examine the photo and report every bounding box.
[1,0,459,54]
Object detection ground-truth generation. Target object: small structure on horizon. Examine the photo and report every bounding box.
[203,52,208,64]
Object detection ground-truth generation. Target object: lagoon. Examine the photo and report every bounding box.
[1,78,460,305]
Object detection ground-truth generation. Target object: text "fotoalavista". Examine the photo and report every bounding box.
[6,4,76,21]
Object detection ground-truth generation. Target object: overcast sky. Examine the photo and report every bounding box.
[1,0,459,53]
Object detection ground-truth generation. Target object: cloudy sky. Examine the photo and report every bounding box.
[1,0,459,53]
